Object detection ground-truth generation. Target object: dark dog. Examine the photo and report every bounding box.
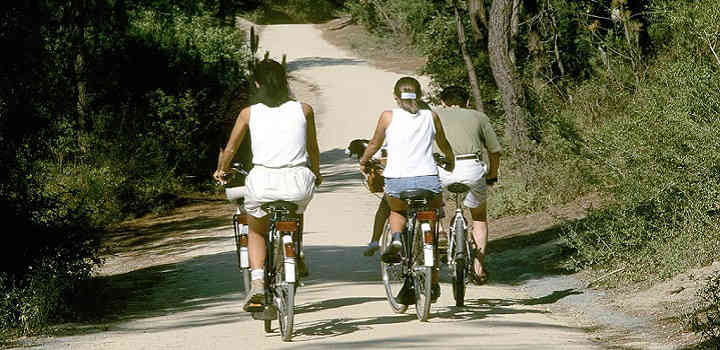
[345,139,369,159]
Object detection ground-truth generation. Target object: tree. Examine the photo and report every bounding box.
[487,0,529,151]
[454,0,485,112]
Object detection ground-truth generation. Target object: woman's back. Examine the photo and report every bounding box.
[249,101,307,168]
[382,108,437,178]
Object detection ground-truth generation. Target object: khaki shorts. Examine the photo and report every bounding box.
[438,159,488,208]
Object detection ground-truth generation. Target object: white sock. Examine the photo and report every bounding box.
[251,269,264,281]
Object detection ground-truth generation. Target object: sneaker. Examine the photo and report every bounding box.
[381,238,402,264]
[431,282,441,303]
[437,231,449,263]
[363,241,380,256]
[243,279,265,312]
[437,232,448,250]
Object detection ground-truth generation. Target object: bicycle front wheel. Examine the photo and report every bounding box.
[413,222,432,321]
[380,222,409,314]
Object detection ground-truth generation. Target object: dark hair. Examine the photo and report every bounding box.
[440,86,469,107]
[250,59,291,107]
[393,77,423,114]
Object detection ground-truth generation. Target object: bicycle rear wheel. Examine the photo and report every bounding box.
[275,237,295,341]
[412,221,432,321]
[275,283,294,341]
[380,222,409,314]
[451,218,467,307]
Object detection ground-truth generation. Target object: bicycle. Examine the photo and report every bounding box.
[434,153,481,307]
[223,164,303,342]
[224,164,251,295]
[250,200,302,341]
[377,175,439,321]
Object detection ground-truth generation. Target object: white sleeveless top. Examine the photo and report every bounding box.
[249,101,308,168]
[382,108,438,178]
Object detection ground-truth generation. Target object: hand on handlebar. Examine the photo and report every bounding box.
[433,153,455,172]
[213,169,227,185]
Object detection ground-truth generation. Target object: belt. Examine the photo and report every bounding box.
[456,154,479,160]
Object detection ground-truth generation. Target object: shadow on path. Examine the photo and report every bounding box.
[287,57,365,72]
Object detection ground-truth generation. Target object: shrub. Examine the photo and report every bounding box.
[687,271,720,347]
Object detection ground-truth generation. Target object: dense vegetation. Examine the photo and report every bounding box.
[346,0,720,342]
[0,0,260,334]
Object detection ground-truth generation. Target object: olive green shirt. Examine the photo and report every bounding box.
[433,106,502,155]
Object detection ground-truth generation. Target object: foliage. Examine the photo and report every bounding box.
[562,0,720,282]
[0,0,251,333]
[687,271,720,347]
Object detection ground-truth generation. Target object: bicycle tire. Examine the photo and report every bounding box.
[276,282,294,341]
[242,269,251,295]
[380,222,408,314]
[452,218,467,307]
[412,221,432,321]
[275,236,295,341]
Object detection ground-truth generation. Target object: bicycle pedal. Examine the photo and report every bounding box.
[251,306,278,320]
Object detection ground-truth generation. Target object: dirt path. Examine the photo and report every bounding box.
[15,23,614,350]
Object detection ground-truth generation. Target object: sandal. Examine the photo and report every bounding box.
[472,252,488,286]
[472,270,489,286]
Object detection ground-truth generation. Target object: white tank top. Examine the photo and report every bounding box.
[249,101,308,168]
[382,108,438,178]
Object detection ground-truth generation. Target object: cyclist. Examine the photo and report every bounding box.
[358,76,455,302]
[213,59,322,312]
[435,86,501,286]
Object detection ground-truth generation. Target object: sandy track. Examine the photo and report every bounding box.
[19,23,602,349]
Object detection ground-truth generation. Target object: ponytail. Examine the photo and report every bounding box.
[393,77,422,114]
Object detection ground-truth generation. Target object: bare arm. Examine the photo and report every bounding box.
[432,112,455,172]
[303,103,322,186]
[214,107,250,183]
[359,111,391,174]
[486,151,500,184]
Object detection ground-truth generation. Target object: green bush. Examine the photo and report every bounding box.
[0,1,251,334]
[561,0,720,281]
[687,271,720,347]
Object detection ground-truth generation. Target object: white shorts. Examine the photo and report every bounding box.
[244,165,316,218]
[438,159,488,208]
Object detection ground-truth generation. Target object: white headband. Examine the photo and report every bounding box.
[400,92,417,100]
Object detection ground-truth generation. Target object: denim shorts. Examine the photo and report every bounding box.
[385,175,443,198]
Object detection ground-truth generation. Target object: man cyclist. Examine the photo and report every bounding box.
[435,86,500,285]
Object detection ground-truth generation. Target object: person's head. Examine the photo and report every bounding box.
[250,59,291,107]
[439,86,469,107]
[393,77,423,114]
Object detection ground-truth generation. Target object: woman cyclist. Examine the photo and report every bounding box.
[213,59,322,312]
[358,76,455,302]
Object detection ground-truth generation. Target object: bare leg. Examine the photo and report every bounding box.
[371,197,391,242]
[469,202,488,282]
[248,214,270,270]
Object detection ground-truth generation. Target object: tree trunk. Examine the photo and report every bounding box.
[488,0,528,151]
[467,0,487,42]
[509,0,521,64]
[72,0,88,134]
[454,2,485,113]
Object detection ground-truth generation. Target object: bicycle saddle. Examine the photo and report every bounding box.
[261,200,298,212]
[397,189,437,200]
[447,183,470,194]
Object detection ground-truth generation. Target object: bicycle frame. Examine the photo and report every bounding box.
[401,197,439,269]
